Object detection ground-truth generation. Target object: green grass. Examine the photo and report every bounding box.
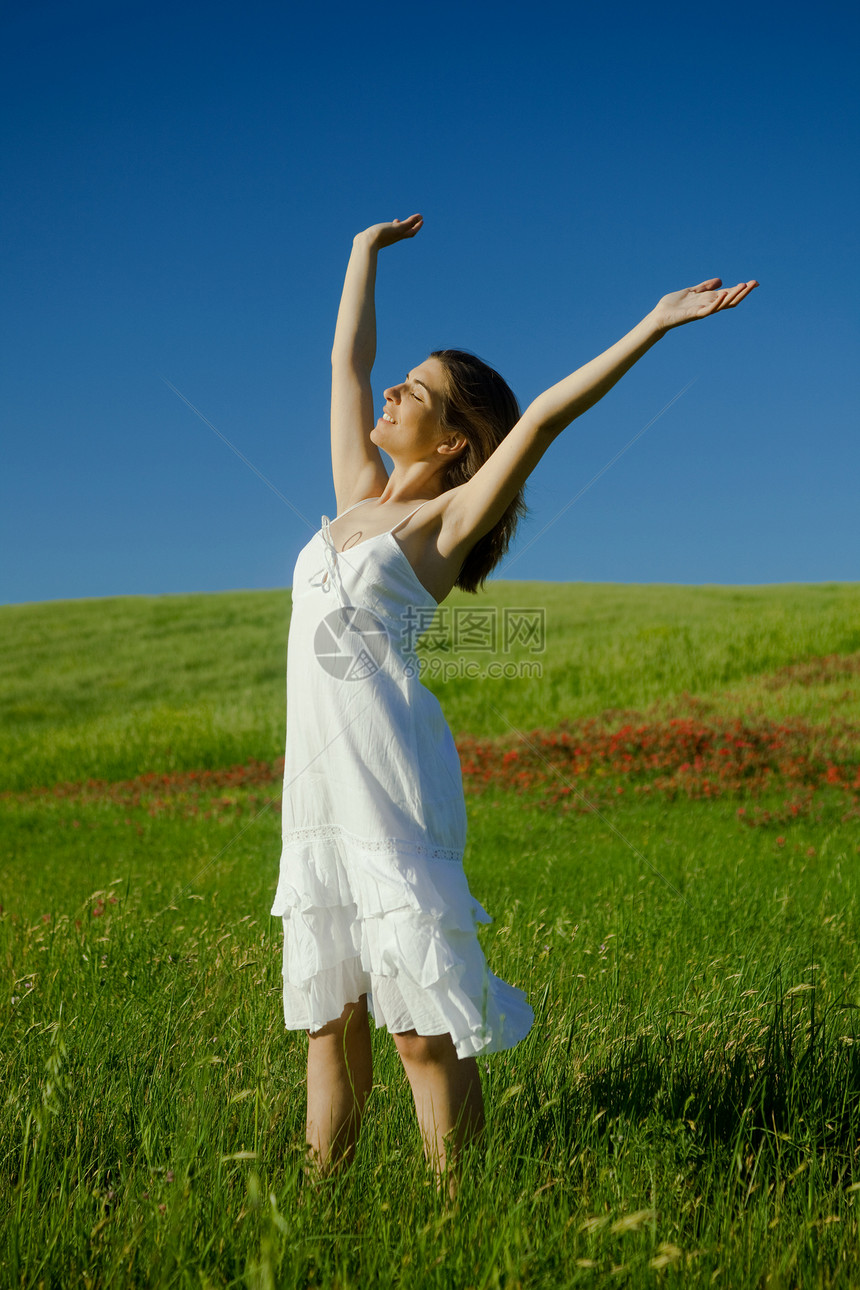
[2,583,859,1287]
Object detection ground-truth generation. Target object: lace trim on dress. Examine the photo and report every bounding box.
[282,823,463,863]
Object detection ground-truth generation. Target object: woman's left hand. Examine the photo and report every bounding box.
[652,278,759,331]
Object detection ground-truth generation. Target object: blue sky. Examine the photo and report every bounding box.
[2,0,858,605]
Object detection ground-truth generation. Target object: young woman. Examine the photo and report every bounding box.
[271,214,757,1190]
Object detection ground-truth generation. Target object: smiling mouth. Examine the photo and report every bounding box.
[381,412,395,423]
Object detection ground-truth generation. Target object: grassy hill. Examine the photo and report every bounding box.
[2,580,858,791]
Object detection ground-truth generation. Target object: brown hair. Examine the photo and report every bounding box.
[430,349,527,595]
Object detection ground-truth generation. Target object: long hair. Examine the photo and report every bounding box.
[430,349,527,595]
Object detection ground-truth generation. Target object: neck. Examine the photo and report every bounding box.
[378,459,448,505]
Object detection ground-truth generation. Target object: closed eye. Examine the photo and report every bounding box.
[405,374,427,403]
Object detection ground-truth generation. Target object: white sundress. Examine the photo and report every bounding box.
[270,496,534,1059]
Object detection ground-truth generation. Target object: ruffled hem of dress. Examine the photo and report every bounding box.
[277,899,533,1059]
[271,828,533,1058]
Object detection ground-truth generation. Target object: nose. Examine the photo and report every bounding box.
[383,382,403,403]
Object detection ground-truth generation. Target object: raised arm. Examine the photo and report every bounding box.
[522,278,759,435]
[330,215,423,512]
[443,277,760,554]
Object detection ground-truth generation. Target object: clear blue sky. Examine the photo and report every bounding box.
[2,0,858,605]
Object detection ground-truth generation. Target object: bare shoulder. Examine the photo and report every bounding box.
[400,487,470,555]
[393,488,475,604]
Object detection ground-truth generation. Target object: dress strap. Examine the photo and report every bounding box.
[335,496,377,521]
[389,500,431,535]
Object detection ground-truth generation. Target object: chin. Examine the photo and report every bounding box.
[371,425,394,452]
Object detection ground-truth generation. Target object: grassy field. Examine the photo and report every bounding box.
[2,582,859,1288]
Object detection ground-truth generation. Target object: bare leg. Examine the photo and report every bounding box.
[392,1030,485,1197]
[305,994,373,1176]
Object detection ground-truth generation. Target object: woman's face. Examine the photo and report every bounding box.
[371,357,448,460]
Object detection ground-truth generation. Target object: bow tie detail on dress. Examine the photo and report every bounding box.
[319,515,351,608]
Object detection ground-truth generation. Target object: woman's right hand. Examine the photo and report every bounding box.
[357,214,424,249]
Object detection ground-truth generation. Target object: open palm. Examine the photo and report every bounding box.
[365,214,424,249]
[655,277,759,330]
